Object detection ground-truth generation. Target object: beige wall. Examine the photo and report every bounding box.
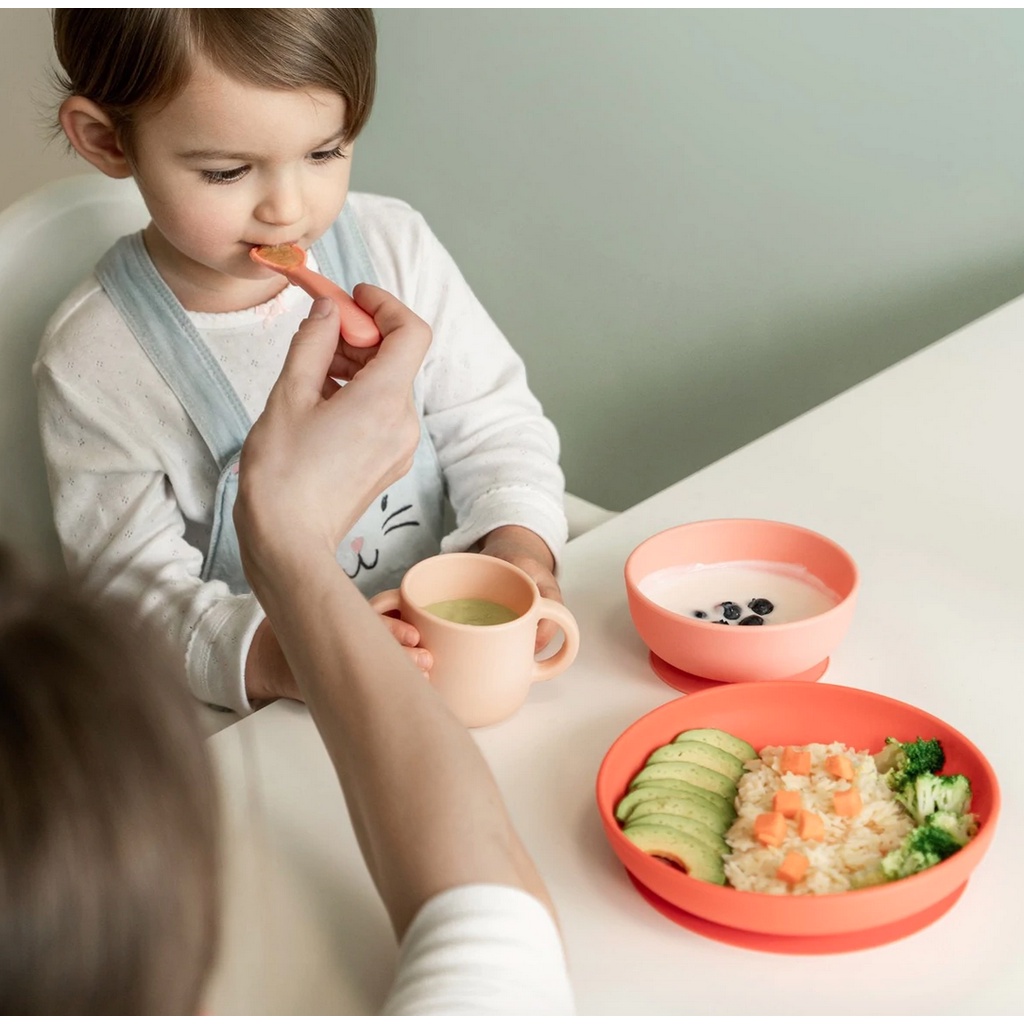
[0,9,92,212]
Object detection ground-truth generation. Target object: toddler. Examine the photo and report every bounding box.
[34,10,567,714]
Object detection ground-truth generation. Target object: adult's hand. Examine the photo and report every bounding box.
[235,286,432,583]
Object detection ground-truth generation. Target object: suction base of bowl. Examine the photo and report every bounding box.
[648,652,830,694]
[627,871,965,954]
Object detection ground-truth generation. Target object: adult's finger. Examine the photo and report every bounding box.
[275,297,342,399]
[352,284,432,384]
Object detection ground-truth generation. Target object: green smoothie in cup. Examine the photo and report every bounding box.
[425,598,519,626]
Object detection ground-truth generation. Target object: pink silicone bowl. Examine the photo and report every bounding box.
[624,519,859,682]
[596,681,1000,939]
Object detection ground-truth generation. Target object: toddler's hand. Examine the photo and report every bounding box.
[478,525,563,652]
[379,613,433,674]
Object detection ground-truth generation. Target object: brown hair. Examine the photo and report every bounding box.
[51,9,377,159]
[0,546,220,1013]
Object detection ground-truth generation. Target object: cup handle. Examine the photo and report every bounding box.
[369,588,401,616]
[531,599,580,683]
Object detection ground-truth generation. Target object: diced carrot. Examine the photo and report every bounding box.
[776,851,810,885]
[825,754,854,781]
[754,811,787,847]
[795,809,824,841]
[772,790,803,818]
[833,787,863,817]
[779,746,811,775]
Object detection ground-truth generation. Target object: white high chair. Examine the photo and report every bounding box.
[0,174,150,574]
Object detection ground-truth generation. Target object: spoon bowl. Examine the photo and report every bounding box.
[250,243,381,348]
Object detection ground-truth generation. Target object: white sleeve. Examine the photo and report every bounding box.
[360,197,568,568]
[381,885,575,1016]
[33,297,260,716]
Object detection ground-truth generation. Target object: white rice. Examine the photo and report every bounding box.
[723,742,914,894]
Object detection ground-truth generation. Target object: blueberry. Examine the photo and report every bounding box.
[720,601,742,620]
[693,610,708,619]
[748,598,774,616]
[738,615,764,626]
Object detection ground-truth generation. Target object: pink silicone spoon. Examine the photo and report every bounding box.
[249,243,381,348]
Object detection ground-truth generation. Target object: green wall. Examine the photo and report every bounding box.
[354,10,1024,511]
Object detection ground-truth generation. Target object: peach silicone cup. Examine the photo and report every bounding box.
[249,243,381,347]
[595,680,1000,947]
[369,553,580,728]
[624,519,859,684]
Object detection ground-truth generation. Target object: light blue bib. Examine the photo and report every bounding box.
[95,206,445,597]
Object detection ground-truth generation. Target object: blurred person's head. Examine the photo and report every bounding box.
[0,545,219,1013]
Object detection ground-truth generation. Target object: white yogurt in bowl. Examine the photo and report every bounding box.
[638,560,841,625]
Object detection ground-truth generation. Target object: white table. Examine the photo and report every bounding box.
[205,294,1022,1014]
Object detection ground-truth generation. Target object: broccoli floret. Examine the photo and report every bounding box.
[880,824,964,881]
[873,736,946,791]
[895,772,972,824]
[926,809,978,847]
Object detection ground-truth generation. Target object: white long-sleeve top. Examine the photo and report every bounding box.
[34,192,567,715]
[383,885,575,1015]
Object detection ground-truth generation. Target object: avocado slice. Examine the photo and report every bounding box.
[647,739,746,782]
[622,823,726,884]
[628,760,738,802]
[674,727,757,763]
[627,812,731,853]
[628,776,734,817]
[615,784,727,823]
[617,791,735,834]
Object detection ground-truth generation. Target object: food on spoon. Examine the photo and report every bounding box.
[252,242,305,269]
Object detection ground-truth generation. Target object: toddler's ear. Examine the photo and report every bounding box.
[58,96,133,179]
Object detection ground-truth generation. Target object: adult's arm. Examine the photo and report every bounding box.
[233,290,559,938]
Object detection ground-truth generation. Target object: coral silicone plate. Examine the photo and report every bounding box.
[596,681,999,949]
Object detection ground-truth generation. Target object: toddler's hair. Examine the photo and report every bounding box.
[51,9,377,161]
[0,545,220,1013]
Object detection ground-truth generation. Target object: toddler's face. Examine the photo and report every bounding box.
[129,59,352,313]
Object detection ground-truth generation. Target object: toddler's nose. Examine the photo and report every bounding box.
[255,174,304,228]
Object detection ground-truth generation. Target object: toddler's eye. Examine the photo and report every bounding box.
[309,146,347,164]
[200,166,249,184]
